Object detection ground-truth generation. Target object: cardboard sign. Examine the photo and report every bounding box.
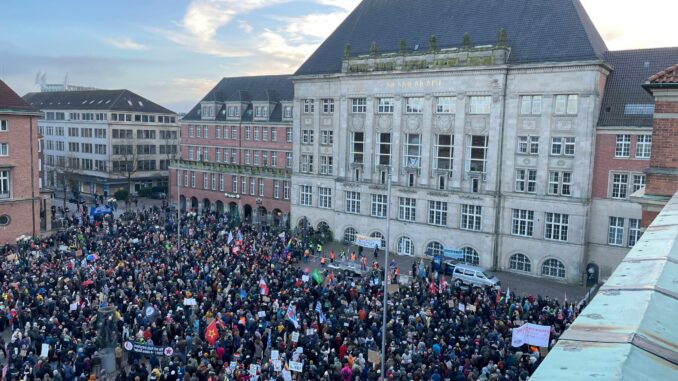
[368,349,381,364]
[183,298,197,306]
[271,350,279,361]
[272,359,282,372]
[40,343,49,358]
[458,303,465,312]
[466,304,476,312]
[301,275,309,282]
[387,284,399,294]
[258,311,266,318]
[249,364,259,376]
[288,361,303,373]
[282,370,292,381]
[291,332,299,343]
[69,303,78,311]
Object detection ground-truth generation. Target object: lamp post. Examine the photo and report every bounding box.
[224,192,241,226]
[380,169,392,380]
[255,197,263,229]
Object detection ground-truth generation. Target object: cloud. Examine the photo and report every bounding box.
[280,11,350,40]
[238,20,254,34]
[257,30,318,63]
[313,0,361,12]
[148,27,252,58]
[181,0,286,40]
[106,37,147,51]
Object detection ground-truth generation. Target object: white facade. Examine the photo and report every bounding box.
[291,48,609,283]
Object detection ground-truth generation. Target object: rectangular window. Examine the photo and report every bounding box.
[303,99,314,113]
[632,174,646,193]
[232,175,238,193]
[215,148,221,163]
[250,177,255,195]
[615,134,631,157]
[195,126,201,138]
[434,134,454,171]
[286,128,293,143]
[271,128,277,142]
[191,172,196,188]
[611,173,629,199]
[515,169,537,193]
[320,155,333,175]
[376,133,391,166]
[270,151,277,166]
[245,150,251,165]
[245,127,251,140]
[320,130,333,145]
[608,216,624,246]
[215,126,221,139]
[68,127,79,137]
[231,127,237,140]
[231,149,237,164]
[318,187,332,208]
[253,127,259,141]
[262,151,268,166]
[545,212,569,241]
[551,137,575,156]
[94,129,107,139]
[212,173,217,191]
[0,143,8,156]
[398,197,416,222]
[371,194,387,218]
[406,97,424,113]
[242,177,247,194]
[286,152,293,168]
[512,209,534,237]
[283,181,290,200]
[460,204,482,231]
[428,201,448,226]
[0,120,7,131]
[466,135,488,173]
[520,95,542,115]
[636,135,652,159]
[469,96,491,114]
[518,136,539,155]
[403,134,421,168]
[81,143,93,154]
[283,106,293,119]
[345,191,361,214]
[548,171,572,196]
[273,180,280,199]
[554,94,578,115]
[322,99,335,113]
[81,128,92,138]
[203,173,209,189]
[253,150,259,165]
[302,129,314,144]
[351,98,367,113]
[262,127,268,141]
[351,132,364,164]
[301,154,314,173]
[436,96,456,114]
[378,98,394,113]
[258,178,264,196]
[0,170,10,198]
[628,218,641,247]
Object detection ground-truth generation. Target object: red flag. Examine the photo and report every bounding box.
[496,286,501,304]
[205,320,219,346]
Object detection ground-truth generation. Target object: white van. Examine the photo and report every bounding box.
[448,263,500,288]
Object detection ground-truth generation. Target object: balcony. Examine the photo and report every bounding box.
[172,159,292,179]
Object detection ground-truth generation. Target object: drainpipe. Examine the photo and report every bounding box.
[491,67,510,270]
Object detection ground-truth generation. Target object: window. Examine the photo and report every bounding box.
[320,130,333,145]
[231,127,237,140]
[608,217,624,246]
[515,169,537,193]
[376,133,391,166]
[460,204,482,231]
[428,201,447,226]
[245,127,251,140]
[68,127,79,137]
[231,149,237,164]
[434,134,454,171]
[350,98,367,113]
[517,136,539,155]
[0,170,9,199]
[286,152,293,168]
[403,134,421,168]
[370,232,386,250]
[615,134,631,157]
[510,254,531,273]
[195,126,201,138]
[219,174,225,192]
[320,156,333,175]
[554,94,578,115]
[542,259,565,278]
[303,99,314,113]
[286,128,293,143]
[81,128,92,138]
[436,97,456,114]
[241,177,246,194]
[250,177,255,195]
[0,120,6,131]
[283,106,293,119]
[345,191,361,214]
[398,197,416,221]
[302,130,314,144]
[269,151,276,166]
[300,154,314,173]
[258,178,264,196]
[397,237,414,256]
[0,143,8,156]
[371,194,387,218]
[520,95,542,115]
[545,213,568,241]
[215,126,221,139]
[283,181,290,200]
[81,143,93,154]
[551,137,575,156]
[94,129,107,139]
[322,99,335,113]
[378,98,394,113]
[191,171,196,188]
[271,127,277,142]
[215,148,221,163]
[628,218,641,247]
[351,132,364,164]
[636,135,652,159]
[469,96,491,114]
[548,171,572,196]
[232,175,238,193]
[253,127,259,141]
[318,187,332,208]
[253,151,259,165]
[406,97,424,113]
[426,242,444,257]
[462,247,480,265]
[203,173,209,189]
[68,142,80,153]
[344,227,357,243]
[611,173,628,199]
[212,174,218,191]
[632,174,645,193]
[466,135,488,173]
[512,209,534,237]
[273,180,280,199]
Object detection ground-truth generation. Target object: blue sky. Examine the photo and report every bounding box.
[1,0,675,113]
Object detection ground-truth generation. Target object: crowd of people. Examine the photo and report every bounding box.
[0,206,580,381]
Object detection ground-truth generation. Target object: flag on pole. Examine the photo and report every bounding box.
[278,232,285,240]
[311,268,323,285]
[259,278,269,296]
[286,303,299,328]
[237,231,243,242]
[227,231,234,245]
[564,290,568,303]
[496,286,502,304]
[506,287,510,301]
[205,320,219,346]
[315,301,326,324]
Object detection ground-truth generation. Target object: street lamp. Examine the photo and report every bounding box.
[255,197,263,228]
[380,168,392,381]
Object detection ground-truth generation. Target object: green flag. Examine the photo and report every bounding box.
[312,268,323,284]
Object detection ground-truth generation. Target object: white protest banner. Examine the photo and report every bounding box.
[355,234,381,249]
[183,298,197,306]
[301,275,309,282]
[511,324,528,347]
[257,311,266,318]
[271,350,279,361]
[69,303,78,311]
[288,361,303,373]
[282,370,292,381]
[229,361,237,371]
[306,328,315,336]
[249,364,259,376]
[40,343,49,358]
[511,323,551,347]
[272,359,282,372]
[458,303,465,312]
[291,332,299,342]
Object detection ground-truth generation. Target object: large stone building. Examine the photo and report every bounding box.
[289,0,678,283]
[24,90,179,197]
[0,80,44,241]
[169,76,294,227]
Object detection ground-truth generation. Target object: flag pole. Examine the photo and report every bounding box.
[380,169,392,380]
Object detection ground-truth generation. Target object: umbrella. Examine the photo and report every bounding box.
[81,280,94,287]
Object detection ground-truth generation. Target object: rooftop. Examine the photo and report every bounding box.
[648,63,678,84]
[23,89,176,114]
[0,80,36,113]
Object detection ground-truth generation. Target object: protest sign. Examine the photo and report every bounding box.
[511,323,551,347]
[123,341,174,357]
[288,361,303,372]
[183,298,197,306]
[368,349,381,364]
[40,343,49,358]
[291,332,299,342]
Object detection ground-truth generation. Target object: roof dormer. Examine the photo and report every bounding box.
[200,101,222,120]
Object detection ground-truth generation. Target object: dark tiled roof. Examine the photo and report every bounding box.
[598,48,678,127]
[23,89,176,114]
[647,63,678,84]
[295,0,607,76]
[183,75,293,122]
[0,80,35,112]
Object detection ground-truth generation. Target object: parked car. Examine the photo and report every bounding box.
[447,263,500,288]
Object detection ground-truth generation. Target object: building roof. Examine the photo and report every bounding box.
[597,48,678,127]
[648,63,678,84]
[295,0,607,76]
[0,80,36,112]
[183,75,294,122]
[23,89,176,114]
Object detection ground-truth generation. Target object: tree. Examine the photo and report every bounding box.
[110,140,139,205]
[54,154,80,209]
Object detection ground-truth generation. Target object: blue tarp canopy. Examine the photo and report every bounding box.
[90,206,112,217]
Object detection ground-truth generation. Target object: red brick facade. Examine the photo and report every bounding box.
[591,133,650,199]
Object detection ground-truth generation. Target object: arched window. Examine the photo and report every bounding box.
[426,241,444,257]
[369,231,386,249]
[542,258,566,278]
[461,247,479,265]
[343,227,357,243]
[397,236,414,256]
[509,253,532,273]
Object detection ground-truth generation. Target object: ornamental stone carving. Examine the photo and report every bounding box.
[433,115,453,132]
[351,115,365,131]
[376,115,392,131]
[405,115,422,132]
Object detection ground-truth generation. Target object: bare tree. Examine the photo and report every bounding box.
[54,154,81,209]
[110,140,138,203]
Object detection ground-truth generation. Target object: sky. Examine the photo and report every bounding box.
[0,0,676,113]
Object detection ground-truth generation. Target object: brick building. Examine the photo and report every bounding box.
[0,80,43,242]
[169,76,294,227]
[632,63,678,226]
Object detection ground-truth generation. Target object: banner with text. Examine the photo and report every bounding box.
[355,235,381,249]
[511,323,551,347]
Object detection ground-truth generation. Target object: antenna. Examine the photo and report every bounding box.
[35,70,41,85]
